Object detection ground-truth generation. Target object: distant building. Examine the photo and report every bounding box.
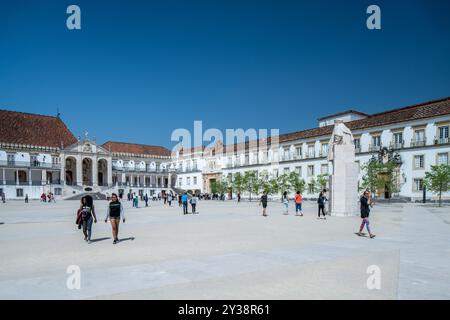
[0,110,172,199]
[172,97,450,201]
[1,96,449,201]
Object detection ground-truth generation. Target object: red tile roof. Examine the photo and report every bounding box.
[102,141,171,157]
[280,96,450,143]
[0,109,77,148]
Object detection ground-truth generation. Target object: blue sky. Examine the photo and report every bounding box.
[1,0,449,148]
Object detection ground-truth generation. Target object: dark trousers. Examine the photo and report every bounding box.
[183,202,188,214]
[318,205,325,217]
[192,204,196,213]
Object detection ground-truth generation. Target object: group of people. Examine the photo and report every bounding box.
[40,192,55,203]
[76,193,125,244]
[262,189,376,238]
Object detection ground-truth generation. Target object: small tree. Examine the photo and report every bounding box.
[277,173,292,199]
[361,161,384,195]
[316,174,329,192]
[232,172,244,198]
[210,180,219,194]
[424,164,450,207]
[242,171,259,201]
[288,171,306,194]
[267,177,279,196]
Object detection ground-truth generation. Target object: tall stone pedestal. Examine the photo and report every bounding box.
[329,144,359,216]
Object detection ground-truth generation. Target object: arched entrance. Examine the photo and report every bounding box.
[82,158,93,186]
[65,157,77,185]
[98,159,108,186]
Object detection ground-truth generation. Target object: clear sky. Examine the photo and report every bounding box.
[1,0,449,148]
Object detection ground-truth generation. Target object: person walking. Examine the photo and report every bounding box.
[25,194,28,203]
[237,192,241,203]
[1,192,5,203]
[144,193,149,207]
[80,195,97,244]
[294,191,303,216]
[178,194,182,207]
[182,192,189,215]
[105,193,126,244]
[357,191,376,238]
[259,191,268,217]
[282,191,289,215]
[317,189,327,220]
[167,193,173,206]
[190,194,198,214]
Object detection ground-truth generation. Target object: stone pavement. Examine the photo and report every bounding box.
[0,199,449,299]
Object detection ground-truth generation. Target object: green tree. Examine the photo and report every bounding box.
[277,173,292,197]
[424,164,450,207]
[361,161,384,195]
[210,180,219,194]
[242,171,259,201]
[267,177,279,196]
[288,171,306,193]
[232,172,244,198]
[316,174,329,192]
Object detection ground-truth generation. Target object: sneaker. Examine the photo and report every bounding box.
[370,234,376,239]
[87,240,91,244]
[113,240,117,244]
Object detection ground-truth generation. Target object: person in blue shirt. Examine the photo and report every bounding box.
[182,192,189,215]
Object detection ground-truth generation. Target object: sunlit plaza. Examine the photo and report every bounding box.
[1,199,449,300]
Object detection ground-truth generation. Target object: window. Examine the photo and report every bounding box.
[393,132,403,146]
[308,145,315,158]
[16,188,23,197]
[437,153,448,165]
[307,165,314,176]
[295,166,302,176]
[439,126,449,139]
[321,164,328,175]
[413,179,424,192]
[186,177,191,186]
[283,167,290,174]
[414,155,425,169]
[295,146,302,158]
[178,177,182,186]
[415,129,425,142]
[321,144,328,156]
[372,135,381,147]
[193,176,197,185]
[438,126,449,143]
[283,148,290,160]
[354,138,361,150]
[308,183,315,194]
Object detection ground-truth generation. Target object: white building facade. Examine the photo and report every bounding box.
[172,97,450,201]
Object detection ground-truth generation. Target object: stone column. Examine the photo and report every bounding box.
[16,169,19,185]
[121,172,126,186]
[76,155,83,186]
[41,169,47,185]
[60,154,65,185]
[2,168,5,185]
[29,169,32,186]
[107,159,113,187]
[92,158,98,187]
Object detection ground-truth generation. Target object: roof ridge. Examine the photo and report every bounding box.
[368,96,450,118]
[0,108,60,120]
[102,140,170,150]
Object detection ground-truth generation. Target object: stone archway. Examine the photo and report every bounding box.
[82,158,93,186]
[98,159,108,186]
[65,157,77,185]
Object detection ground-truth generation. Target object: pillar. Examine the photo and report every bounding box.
[2,168,5,185]
[41,170,47,185]
[29,169,32,186]
[16,169,19,185]
[107,159,113,187]
[92,158,98,187]
[60,154,65,185]
[76,156,82,186]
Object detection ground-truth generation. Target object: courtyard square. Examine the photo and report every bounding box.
[0,199,449,300]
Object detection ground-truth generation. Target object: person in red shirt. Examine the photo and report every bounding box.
[294,191,303,216]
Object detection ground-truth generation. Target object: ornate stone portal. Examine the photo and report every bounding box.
[328,120,359,216]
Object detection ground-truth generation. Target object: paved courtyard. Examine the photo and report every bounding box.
[0,199,449,300]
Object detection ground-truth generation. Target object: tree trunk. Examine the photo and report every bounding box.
[439,185,442,207]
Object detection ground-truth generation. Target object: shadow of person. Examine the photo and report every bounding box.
[118,237,135,243]
[89,237,110,242]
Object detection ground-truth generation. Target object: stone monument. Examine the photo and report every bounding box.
[328,120,359,216]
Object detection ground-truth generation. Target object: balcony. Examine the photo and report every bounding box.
[1,160,60,169]
[369,145,381,152]
[390,141,404,150]
[435,137,450,145]
[410,139,426,147]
